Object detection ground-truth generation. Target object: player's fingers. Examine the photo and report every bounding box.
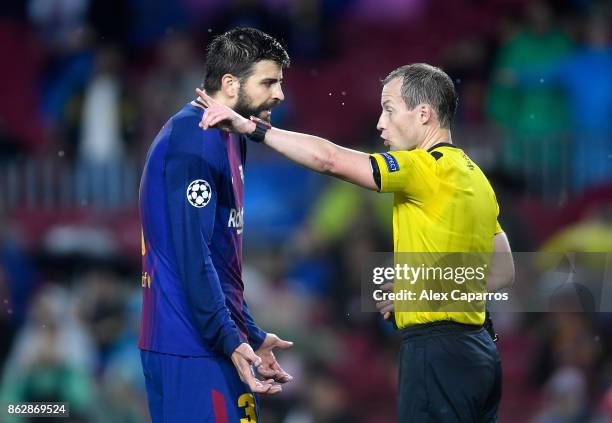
[240,363,270,393]
[256,364,277,378]
[384,312,391,320]
[274,336,293,350]
[270,361,293,382]
[265,383,283,395]
[240,349,262,368]
[252,378,277,394]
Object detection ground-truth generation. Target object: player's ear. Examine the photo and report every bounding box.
[220,74,240,98]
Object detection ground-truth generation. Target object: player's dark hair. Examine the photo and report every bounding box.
[203,28,290,93]
[383,64,458,129]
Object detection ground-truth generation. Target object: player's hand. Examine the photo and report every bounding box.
[255,334,294,384]
[375,282,394,320]
[231,343,281,394]
[195,88,256,135]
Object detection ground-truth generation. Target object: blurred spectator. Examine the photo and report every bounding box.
[98,290,149,422]
[528,14,612,193]
[70,45,136,208]
[28,0,96,128]
[534,367,591,423]
[530,313,600,388]
[0,215,38,329]
[139,32,201,153]
[75,268,128,370]
[488,1,574,199]
[0,284,99,421]
[0,19,48,153]
[498,11,612,194]
[540,205,612,253]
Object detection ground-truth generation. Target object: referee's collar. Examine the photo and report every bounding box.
[427,142,459,152]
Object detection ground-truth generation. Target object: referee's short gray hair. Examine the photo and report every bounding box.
[383,64,458,129]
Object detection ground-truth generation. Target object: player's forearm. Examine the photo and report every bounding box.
[242,300,266,350]
[183,255,244,357]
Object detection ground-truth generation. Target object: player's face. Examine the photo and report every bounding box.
[377,77,421,151]
[234,60,285,122]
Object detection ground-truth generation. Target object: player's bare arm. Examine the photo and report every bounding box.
[196,88,378,191]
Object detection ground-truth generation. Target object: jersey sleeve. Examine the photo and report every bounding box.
[370,150,439,201]
[242,300,267,350]
[165,124,243,358]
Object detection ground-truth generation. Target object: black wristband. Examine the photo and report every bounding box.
[248,116,271,143]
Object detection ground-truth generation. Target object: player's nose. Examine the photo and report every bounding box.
[272,85,285,102]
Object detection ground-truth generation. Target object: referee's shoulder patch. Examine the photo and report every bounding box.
[380,152,400,173]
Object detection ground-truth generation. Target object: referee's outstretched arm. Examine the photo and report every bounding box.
[196,88,378,190]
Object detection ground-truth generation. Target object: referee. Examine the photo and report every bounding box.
[197,63,515,422]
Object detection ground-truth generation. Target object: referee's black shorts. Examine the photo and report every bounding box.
[397,321,502,423]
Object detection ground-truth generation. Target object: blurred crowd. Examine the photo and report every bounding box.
[1,0,612,422]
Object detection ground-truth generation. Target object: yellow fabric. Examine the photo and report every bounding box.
[370,145,502,327]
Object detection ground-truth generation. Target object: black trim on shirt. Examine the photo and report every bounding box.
[430,151,443,161]
[369,156,381,191]
[427,142,460,152]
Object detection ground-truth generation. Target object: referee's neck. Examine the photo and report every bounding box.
[419,128,452,151]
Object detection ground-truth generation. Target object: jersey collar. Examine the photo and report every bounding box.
[427,142,460,152]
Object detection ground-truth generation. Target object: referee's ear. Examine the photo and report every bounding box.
[417,104,435,125]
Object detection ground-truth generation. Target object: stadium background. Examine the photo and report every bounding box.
[1,0,612,421]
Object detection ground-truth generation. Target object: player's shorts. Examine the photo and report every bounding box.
[397,321,502,423]
[140,350,258,422]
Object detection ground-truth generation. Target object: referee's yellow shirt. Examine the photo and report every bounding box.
[370,143,503,328]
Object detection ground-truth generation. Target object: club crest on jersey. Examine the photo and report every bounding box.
[186,179,212,207]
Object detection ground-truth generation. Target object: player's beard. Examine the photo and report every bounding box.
[234,86,279,122]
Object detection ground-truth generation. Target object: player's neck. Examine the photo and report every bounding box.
[419,129,452,151]
[208,92,236,110]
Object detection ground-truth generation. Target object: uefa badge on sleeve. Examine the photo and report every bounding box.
[187,179,212,207]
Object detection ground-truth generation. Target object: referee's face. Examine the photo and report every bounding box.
[377,77,420,151]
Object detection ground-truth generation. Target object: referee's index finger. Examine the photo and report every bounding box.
[195,88,211,107]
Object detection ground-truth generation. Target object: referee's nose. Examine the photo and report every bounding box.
[377,113,386,132]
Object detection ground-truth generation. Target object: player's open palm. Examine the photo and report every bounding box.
[255,334,294,384]
[231,343,281,394]
[196,88,253,134]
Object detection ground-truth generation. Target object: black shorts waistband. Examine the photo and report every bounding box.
[400,320,482,341]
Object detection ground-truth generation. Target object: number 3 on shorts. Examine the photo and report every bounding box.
[238,393,256,422]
